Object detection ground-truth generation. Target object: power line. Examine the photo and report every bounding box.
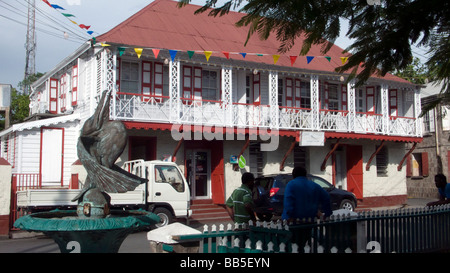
[0,2,86,42]
[0,13,85,43]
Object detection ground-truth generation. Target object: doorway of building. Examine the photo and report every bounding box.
[40,128,64,186]
[346,145,363,199]
[186,149,211,199]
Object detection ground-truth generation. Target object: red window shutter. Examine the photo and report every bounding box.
[286,78,293,107]
[253,72,260,105]
[142,61,152,101]
[49,78,58,114]
[154,62,163,99]
[193,67,202,100]
[421,152,429,177]
[294,79,301,108]
[72,65,78,106]
[182,66,192,103]
[406,154,412,177]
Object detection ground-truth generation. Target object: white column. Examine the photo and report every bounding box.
[347,79,356,132]
[414,86,422,137]
[269,71,279,129]
[310,74,320,131]
[380,84,389,135]
[221,66,233,126]
[169,60,180,123]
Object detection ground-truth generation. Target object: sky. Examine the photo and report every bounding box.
[0,0,426,91]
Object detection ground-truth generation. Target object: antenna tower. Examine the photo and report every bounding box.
[24,0,36,94]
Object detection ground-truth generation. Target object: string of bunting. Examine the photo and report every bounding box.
[41,0,96,37]
[103,44,350,66]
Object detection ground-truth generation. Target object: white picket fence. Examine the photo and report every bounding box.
[174,205,450,253]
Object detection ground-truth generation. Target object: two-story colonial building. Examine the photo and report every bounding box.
[1,0,422,214]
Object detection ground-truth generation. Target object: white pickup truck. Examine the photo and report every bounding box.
[16,160,192,227]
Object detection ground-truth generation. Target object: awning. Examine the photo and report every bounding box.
[325,132,423,143]
[123,122,300,139]
[0,113,81,137]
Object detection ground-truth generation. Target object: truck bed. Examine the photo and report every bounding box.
[16,188,146,208]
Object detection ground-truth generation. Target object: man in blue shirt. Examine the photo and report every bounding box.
[282,166,332,222]
[427,174,450,206]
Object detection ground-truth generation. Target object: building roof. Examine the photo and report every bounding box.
[98,0,411,85]
[0,113,80,137]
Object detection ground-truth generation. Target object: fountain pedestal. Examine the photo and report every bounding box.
[14,209,160,253]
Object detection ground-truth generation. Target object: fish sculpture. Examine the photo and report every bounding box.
[72,90,147,203]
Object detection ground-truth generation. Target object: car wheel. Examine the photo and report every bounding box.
[340,199,355,211]
[256,213,273,222]
[152,207,173,228]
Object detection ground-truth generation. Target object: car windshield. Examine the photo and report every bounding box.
[308,175,333,190]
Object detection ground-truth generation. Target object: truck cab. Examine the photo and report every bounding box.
[122,160,191,227]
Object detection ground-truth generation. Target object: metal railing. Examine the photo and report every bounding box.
[173,205,450,253]
[112,94,419,137]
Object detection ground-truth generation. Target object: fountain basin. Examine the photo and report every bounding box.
[14,209,160,253]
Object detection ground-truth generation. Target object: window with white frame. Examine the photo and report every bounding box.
[202,70,218,101]
[422,109,435,133]
[121,61,139,93]
[328,83,339,110]
[300,81,311,108]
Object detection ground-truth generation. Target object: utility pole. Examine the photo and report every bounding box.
[24,0,36,95]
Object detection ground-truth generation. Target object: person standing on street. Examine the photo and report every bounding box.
[225,172,257,224]
[427,174,450,206]
[282,166,332,222]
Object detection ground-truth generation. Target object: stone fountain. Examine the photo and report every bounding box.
[14,90,160,253]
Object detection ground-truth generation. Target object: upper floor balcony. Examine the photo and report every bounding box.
[106,50,422,138]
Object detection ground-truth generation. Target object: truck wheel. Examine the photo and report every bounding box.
[152,207,173,228]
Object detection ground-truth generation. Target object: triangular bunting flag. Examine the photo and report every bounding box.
[51,4,65,10]
[152,49,160,59]
[325,56,331,62]
[256,54,263,57]
[204,51,212,62]
[62,13,75,17]
[69,20,78,25]
[187,51,195,59]
[87,31,94,35]
[101,42,110,47]
[42,0,52,7]
[272,55,280,65]
[306,56,314,64]
[222,51,230,59]
[135,48,143,59]
[340,57,349,64]
[79,24,91,30]
[169,50,178,61]
[290,56,298,66]
[117,47,126,57]
[240,53,247,59]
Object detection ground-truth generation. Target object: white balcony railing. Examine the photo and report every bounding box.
[112,94,418,137]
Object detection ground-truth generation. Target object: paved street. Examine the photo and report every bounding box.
[0,198,434,253]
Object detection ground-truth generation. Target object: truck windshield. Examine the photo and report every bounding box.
[154,165,185,192]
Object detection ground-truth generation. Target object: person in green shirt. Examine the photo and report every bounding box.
[225,172,257,224]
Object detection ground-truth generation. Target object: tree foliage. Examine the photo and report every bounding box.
[178,0,450,92]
